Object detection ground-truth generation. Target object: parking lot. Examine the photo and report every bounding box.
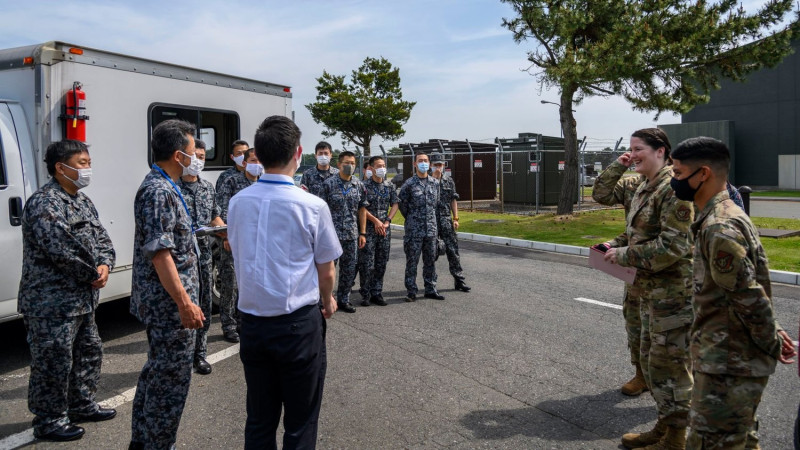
[1,234,798,449]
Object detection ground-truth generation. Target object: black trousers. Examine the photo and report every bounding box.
[239,305,327,450]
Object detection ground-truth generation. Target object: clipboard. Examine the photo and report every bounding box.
[195,225,227,237]
[589,247,637,284]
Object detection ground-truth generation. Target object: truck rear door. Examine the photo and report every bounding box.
[0,102,26,321]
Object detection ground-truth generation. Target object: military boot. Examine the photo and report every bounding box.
[641,426,686,450]
[621,363,649,396]
[621,420,667,449]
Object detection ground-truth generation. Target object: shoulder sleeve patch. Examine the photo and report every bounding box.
[713,250,734,273]
[675,204,692,222]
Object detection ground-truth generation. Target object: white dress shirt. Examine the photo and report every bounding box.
[228,173,343,317]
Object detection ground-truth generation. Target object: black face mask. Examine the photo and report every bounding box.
[670,168,704,201]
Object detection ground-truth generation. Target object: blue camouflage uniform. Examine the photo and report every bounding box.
[216,171,255,333]
[435,174,466,284]
[301,165,339,198]
[179,176,221,360]
[358,177,399,299]
[398,175,440,296]
[319,174,368,306]
[18,179,115,437]
[214,166,242,193]
[130,166,199,449]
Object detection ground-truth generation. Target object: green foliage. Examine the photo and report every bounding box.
[306,57,416,156]
[501,0,797,214]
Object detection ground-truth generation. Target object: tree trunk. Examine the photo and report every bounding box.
[362,136,372,157]
[557,87,579,215]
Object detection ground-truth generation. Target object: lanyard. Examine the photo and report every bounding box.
[339,178,353,196]
[152,164,194,233]
[257,179,295,186]
[369,180,389,198]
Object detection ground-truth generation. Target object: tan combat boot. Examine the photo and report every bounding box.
[641,426,686,450]
[621,363,649,396]
[621,420,667,449]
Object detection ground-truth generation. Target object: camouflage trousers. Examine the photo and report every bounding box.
[195,253,213,359]
[623,287,642,365]
[438,226,465,283]
[219,248,239,333]
[639,299,693,428]
[358,230,391,298]
[404,235,438,295]
[687,372,767,450]
[131,326,195,449]
[24,313,103,435]
[335,239,358,305]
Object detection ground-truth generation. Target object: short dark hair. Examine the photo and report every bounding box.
[254,116,301,169]
[244,147,257,161]
[670,137,731,175]
[338,151,356,162]
[631,128,671,161]
[232,139,249,149]
[45,140,88,176]
[194,139,206,150]
[414,152,429,162]
[152,119,196,162]
[368,155,384,166]
[363,161,370,170]
[315,141,332,154]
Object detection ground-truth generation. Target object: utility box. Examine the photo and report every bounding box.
[497,133,578,206]
[400,139,497,200]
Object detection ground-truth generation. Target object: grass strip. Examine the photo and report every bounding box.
[393,209,800,273]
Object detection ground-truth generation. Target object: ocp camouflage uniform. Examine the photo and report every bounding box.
[593,161,646,365]
[436,174,465,284]
[687,190,783,450]
[130,167,200,449]
[398,175,440,296]
[18,179,115,436]
[358,177,399,298]
[319,174,368,305]
[301,165,339,198]
[179,176,221,360]
[609,164,694,429]
[216,171,255,333]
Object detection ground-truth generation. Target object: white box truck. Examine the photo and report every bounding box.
[0,41,292,322]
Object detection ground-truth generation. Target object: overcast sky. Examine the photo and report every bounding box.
[0,0,778,153]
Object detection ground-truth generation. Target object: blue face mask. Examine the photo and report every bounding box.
[417,162,429,173]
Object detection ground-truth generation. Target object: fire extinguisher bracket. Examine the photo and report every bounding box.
[59,81,89,142]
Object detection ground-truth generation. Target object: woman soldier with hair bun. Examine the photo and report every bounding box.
[597,128,695,450]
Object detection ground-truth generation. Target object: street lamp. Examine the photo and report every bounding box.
[539,100,575,138]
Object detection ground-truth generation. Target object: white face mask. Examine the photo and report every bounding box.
[433,165,444,174]
[183,157,204,177]
[365,169,373,179]
[232,154,245,167]
[317,155,331,166]
[245,163,263,177]
[61,163,92,189]
[179,151,200,177]
[375,167,387,179]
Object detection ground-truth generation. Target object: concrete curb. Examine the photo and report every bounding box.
[390,224,800,286]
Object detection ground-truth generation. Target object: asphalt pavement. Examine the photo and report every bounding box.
[750,197,800,219]
[1,235,798,449]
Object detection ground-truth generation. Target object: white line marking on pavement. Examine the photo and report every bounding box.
[574,297,623,310]
[0,343,241,450]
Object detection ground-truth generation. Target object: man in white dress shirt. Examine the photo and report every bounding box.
[228,115,341,450]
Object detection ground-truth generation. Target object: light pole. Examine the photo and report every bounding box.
[540,100,575,138]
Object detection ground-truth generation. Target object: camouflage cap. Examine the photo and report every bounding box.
[430,153,445,164]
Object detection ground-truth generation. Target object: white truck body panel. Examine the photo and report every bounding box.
[0,41,292,322]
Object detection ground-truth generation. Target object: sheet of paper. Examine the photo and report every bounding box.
[589,247,637,284]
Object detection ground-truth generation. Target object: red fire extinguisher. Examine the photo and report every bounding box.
[63,81,89,142]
